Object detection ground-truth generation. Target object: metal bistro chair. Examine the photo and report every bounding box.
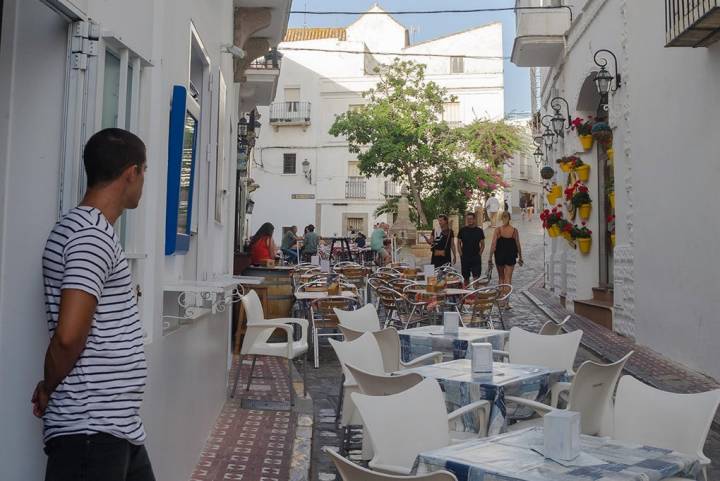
[377,286,430,330]
[466,264,493,290]
[310,295,360,368]
[458,286,501,329]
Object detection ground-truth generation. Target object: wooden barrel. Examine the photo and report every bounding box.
[244,266,294,318]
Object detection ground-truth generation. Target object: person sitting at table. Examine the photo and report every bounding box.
[281,225,299,263]
[355,231,367,248]
[249,222,278,265]
[302,224,319,261]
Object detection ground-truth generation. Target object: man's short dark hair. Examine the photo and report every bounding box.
[465,212,476,218]
[438,214,448,221]
[307,225,315,232]
[84,128,146,188]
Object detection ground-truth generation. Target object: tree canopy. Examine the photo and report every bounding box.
[330,58,525,228]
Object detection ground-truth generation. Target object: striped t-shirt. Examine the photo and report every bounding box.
[42,206,146,444]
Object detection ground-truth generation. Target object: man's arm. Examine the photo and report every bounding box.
[33,289,96,417]
[479,238,485,257]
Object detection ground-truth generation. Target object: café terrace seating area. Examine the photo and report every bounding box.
[231,258,720,481]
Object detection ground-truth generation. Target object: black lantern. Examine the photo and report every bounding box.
[533,147,544,168]
[593,49,621,95]
[549,96,572,136]
[238,117,248,137]
[542,126,555,148]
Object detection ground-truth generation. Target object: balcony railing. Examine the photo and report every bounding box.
[346,177,367,199]
[384,181,402,197]
[666,0,720,47]
[511,0,572,67]
[247,48,282,70]
[269,101,311,125]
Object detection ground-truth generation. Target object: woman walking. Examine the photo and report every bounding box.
[423,214,457,269]
[488,212,523,305]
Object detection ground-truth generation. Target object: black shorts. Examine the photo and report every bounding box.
[461,257,482,281]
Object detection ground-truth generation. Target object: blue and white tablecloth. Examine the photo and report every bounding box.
[402,359,566,435]
[414,427,700,481]
[399,326,509,363]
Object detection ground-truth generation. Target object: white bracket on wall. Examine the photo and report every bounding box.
[162,279,244,321]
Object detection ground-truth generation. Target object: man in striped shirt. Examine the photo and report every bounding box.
[33,129,154,480]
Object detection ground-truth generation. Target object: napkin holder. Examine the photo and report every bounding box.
[310,255,320,266]
[423,264,435,279]
[471,342,493,379]
[543,410,581,461]
[443,312,460,335]
[320,259,330,273]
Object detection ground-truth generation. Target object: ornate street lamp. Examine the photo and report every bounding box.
[541,115,556,149]
[593,49,621,95]
[549,96,572,136]
[532,135,544,168]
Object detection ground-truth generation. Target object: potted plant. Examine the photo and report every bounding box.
[606,177,615,210]
[571,182,592,220]
[591,122,613,148]
[608,215,616,248]
[540,207,564,238]
[547,182,562,204]
[572,222,592,254]
[570,156,590,182]
[572,116,595,150]
[558,218,573,242]
[556,157,572,173]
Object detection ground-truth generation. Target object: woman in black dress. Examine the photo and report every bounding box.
[488,211,523,289]
[424,214,457,268]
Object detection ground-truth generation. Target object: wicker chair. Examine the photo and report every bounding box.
[377,287,430,330]
[459,286,502,328]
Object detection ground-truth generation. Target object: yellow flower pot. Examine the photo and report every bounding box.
[579,135,594,150]
[610,233,616,248]
[560,162,572,173]
[575,164,591,182]
[562,231,573,242]
[578,203,592,220]
[551,185,562,197]
[578,237,592,254]
[607,148,614,161]
[548,225,561,238]
[609,191,615,210]
[547,193,558,205]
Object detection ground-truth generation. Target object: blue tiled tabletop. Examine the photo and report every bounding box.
[399,326,509,363]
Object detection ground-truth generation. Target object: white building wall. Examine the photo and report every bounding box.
[252,15,504,242]
[0,0,287,479]
[537,0,720,379]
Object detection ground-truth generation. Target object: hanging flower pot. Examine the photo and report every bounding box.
[562,230,573,242]
[540,166,555,180]
[551,184,562,197]
[575,164,591,182]
[578,203,592,220]
[607,148,614,161]
[609,191,615,210]
[547,193,558,205]
[577,237,592,254]
[579,135,594,150]
[548,225,561,238]
[560,162,572,173]
[610,233,616,248]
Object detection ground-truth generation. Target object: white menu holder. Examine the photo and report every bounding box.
[471,342,494,379]
[423,264,435,278]
[311,255,320,266]
[543,410,581,461]
[443,311,460,335]
[320,259,330,273]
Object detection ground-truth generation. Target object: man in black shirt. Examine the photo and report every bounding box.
[457,212,485,285]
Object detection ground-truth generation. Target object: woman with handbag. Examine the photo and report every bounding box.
[423,214,457,268]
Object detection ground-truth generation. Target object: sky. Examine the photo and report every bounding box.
[287,0,531,116]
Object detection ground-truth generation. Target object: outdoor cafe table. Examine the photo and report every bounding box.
[293,290,358,301]
[401,359,566,436]
[399,326,509,363]
[413,427,700,481]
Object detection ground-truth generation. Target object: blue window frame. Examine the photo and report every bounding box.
[165,85,200,255]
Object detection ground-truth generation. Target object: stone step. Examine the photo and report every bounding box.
[592,286,614,303]
[573,298,613,330]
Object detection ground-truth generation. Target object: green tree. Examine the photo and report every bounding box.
[329,59,455,226]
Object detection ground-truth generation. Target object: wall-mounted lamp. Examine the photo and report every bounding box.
[532,136,545,168]
[593,49,621,95]
[238,117,248,138]
[541,115,557,149]
[549,96,572,136]
[245,198,255,214]
[302,159,312,183]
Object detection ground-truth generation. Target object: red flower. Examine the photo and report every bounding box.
[581,221,587,226]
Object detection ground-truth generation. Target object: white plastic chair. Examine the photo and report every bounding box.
[232,290,309,405]
[324,447,457,481]
[338,326,443,373]
[329,333,386,427]
[506,351,633,436]
[538,315,571,335]
[494,326,583,374]
[334,303,381,333]
[613,375,720,481]
[346,364,424,397]
[352,378,490,475]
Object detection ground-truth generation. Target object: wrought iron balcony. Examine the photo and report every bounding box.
[269,101,311,125]
[247,48,282,70]
[666,0,720,47]
[511,0,572,67]
[345,177,367,199]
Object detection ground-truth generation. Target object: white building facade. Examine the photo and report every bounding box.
[513,0,720,379]
[249,6,505,241]
[504,117,544,214]
[0,0,289,479]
